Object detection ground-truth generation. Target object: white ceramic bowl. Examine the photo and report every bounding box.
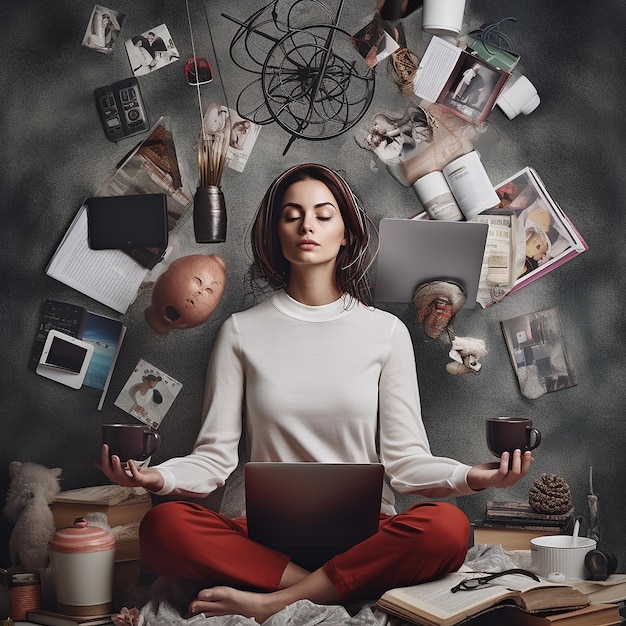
[531,535,597,580]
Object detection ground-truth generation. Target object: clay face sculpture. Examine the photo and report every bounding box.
[145,254,226,334]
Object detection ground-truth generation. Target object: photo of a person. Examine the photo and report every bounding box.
[441,54,509,125]
[125,24,179,77]
[82,5,124,54]
[114,359,182,428]
[230,120,251,150]
[453,63,482,100]
[128,374,162,419]
[129,35,154,74]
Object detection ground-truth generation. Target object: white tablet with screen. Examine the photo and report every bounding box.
[36,330,94,389]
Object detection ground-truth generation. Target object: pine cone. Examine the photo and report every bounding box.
[528,473,573,514]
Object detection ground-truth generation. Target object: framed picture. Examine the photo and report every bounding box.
[438,52,510,126]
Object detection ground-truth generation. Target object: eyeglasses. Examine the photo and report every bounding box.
[450,568,541,593]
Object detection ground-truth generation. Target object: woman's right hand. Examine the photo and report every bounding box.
[96,444,164,492]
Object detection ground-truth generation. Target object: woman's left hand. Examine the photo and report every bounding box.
[466,449,533,491]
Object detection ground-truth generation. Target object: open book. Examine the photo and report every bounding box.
[412,150,500,221]
[377,571,589,626]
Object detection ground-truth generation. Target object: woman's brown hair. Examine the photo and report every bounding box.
[249,163,377,306]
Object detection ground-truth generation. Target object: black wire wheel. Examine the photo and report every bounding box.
[259,24,375,151]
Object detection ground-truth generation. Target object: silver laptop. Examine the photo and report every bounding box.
[245,462,384,571]
[374,218,488,308]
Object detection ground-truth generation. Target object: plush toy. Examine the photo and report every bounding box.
[446,336,488,375]
[4,461,62,571]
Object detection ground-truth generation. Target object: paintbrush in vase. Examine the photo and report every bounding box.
[193,123,230,243]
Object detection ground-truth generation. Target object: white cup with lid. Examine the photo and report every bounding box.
[422,0,467,36]
[496,75,541,119]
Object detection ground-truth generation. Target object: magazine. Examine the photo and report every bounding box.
[500,307,577,399]
[486,167,588,299]
[29,299,126,409]
[201,103,261,173]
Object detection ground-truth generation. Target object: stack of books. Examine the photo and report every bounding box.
[50,485,152,593]
[472,500,575,551]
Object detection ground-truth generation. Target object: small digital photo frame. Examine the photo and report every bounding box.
[36,330,94,389]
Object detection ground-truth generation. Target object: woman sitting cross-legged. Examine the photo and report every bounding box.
[97,163,532,623]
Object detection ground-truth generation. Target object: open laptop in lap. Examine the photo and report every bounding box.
[244,462,384,571]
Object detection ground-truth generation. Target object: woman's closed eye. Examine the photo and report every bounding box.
[282,213,333,222]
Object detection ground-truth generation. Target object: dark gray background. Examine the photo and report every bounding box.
[2,0,624,571]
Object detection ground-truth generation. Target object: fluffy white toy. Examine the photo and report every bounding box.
[4,461,62,571]
[446,336,488,375]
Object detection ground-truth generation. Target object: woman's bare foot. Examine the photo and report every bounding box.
[187,586,279,623]
[187,567,342,623]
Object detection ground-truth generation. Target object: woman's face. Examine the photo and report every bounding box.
[277,178,347,270]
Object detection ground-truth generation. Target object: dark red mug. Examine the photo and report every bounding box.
[102,423,160,462]
[486,417,541,458]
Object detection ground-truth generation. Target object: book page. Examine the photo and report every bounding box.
[413,37,462,103]
[471,213,514,307]
[442,151,500,219]
[46,205,148,314]
[54,485,147,504]
[379,572,510,623]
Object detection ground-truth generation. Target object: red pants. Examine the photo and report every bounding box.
[139,500,469,602]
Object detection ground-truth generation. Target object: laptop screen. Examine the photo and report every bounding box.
[244,462,384,570]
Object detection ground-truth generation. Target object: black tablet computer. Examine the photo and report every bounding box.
[87,193,168,250]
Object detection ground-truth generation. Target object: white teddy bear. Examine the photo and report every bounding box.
[4,461,62,571]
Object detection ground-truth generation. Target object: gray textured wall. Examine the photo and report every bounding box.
[2,0,625,571]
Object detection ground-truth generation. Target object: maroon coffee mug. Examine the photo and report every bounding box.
[486,417,541,458]
[102,423,160,462]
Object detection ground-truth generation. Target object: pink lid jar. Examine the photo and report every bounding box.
[48,518,116,616]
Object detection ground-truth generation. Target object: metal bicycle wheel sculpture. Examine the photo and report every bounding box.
[223,1,375,154]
